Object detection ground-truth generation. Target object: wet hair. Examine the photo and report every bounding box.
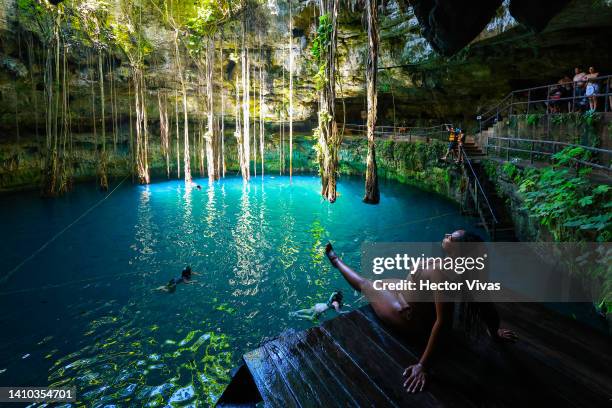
[450,231,492,337]
[452,230,483,243]
[329,291,343,308]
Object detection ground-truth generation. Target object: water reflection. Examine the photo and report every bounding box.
[2,175,483,407]
[232,183,259,297]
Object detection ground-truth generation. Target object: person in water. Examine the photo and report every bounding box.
[290,291,347,321]
[325,230,517,393]
[155,266,198,293]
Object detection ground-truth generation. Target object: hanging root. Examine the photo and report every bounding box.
[98,152,109,191]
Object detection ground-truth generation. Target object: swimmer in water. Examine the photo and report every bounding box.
[290,291,347,321]
[154,266,198,293]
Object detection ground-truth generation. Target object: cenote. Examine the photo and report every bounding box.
[1,0,611,406]
[0,175,483,406]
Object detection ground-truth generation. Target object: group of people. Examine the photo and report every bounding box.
[155,230,517,394]
[441,126,465,164]
[548,66,607,113]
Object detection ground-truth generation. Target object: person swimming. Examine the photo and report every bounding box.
[154,266,198,293]
[290,291,348,321]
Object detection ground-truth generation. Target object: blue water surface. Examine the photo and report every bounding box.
[0,175,483,407]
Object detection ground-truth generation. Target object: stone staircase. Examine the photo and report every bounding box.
[462,136,486,158]
[461,135,517,242]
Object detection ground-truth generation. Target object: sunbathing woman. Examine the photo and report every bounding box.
[325,230,517,393]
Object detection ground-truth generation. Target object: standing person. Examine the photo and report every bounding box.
[441,126,457,162]
[573,67,588,112]
[455,128,465,164]
[585,66,600,111]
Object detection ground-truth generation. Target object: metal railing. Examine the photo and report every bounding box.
[477,73,612,131]
[459,147,499,240]
[486,137,612,175]
[343,123,454,142]
[346,122,502,238]
[476,74,612,176]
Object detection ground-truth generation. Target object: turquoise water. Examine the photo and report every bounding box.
[0,175,483,407]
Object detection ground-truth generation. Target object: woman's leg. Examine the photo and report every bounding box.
[293,311,317,320]
[325,243,410,329]
[292,307,314,315]
[325,243,367,291]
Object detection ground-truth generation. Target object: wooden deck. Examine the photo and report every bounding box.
[217,303,612,407]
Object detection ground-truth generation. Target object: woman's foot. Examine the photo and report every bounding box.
[325,243,339,268]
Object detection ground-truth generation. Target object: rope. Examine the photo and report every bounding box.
[0,186,458,294]
[386,211,458,230]
[0,270,140,296]
[0,176,129,286]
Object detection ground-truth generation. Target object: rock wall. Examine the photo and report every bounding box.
[1,0,611,193]
[2,0,611,136]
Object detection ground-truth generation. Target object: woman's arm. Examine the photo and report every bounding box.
[403,299,447,393]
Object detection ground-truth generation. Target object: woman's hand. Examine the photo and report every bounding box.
[493,328,518,343]
[403,363,426,393]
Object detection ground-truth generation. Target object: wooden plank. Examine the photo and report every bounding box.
[496,303,612,403]
[357,306,562,407]
[298,327,396,407]
[345,310,483,408]
[281,331,367,407]
[238,304,611,408]
[243,347,300,408]
[350,310,489,407]
[321,313,442,408]
[263,334,343,408]
[497,302,612,370]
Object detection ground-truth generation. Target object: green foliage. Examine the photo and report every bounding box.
[311,14,333,63]
[525,113,542,126]
[185,0,233,55]
[501,162,518,181]
[552,145,591,166]
[516,148,611,242]
[16,0,55,40]
[581,109,601,127]
[550,114,569,126]
[483,160,499,180]
[313,63,327,91]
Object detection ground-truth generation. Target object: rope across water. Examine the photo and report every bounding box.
[0,176,129,287]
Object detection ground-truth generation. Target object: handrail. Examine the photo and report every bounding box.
[347,122,502,235]
[477,73,612,128]
[488,136,612,154]
[343,123,454,143]
[344,123,453,131]
[487,136,612,174]
[460,147,499,226]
